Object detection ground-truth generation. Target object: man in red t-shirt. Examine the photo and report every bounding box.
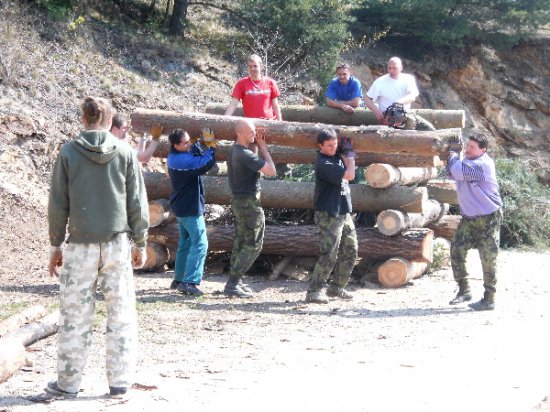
[225,54,282,121]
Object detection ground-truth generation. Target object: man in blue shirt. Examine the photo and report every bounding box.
[167,128,217,296]
[325,63,363,114]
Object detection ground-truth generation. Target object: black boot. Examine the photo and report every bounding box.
[469,291,495,311]
[224,276,254,298]
[449,281,472,305]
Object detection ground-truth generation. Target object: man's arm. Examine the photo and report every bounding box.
[363,97,384,122]
[255,132,276,176]
[272,97,282,121]
[327,98,358,114]
[394,91,418,106]
[137,139,158,163]
[225,98,240,116]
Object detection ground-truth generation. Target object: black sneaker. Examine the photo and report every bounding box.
[109,386,128,396]
[468,299,495,311]
[44,381,78,398]
[177,283,204,296]
[170,279,181,290]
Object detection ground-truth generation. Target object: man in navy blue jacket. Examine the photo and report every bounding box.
[167,128,216,295]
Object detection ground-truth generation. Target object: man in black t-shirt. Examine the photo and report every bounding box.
[306,129,358,304]
[224,119,276,297]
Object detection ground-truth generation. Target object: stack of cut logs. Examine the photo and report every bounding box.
[131,105,463,287]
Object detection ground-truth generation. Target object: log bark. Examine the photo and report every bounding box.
[377,257,429,288]
[148,199,171,228]
[205,103,466,129]
[0,305,47,338]
[426,179,458,205]
[365,163,438,188]
[149,223,434,262]
[0,310,59,384]
[144,173,429,213]
[152,141,442,168]
[130,109,461,157]
[377,200,449,236]
[427,214,461,241]
[141,241,169,271]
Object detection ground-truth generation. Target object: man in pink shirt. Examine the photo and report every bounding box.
[225,54,282,121]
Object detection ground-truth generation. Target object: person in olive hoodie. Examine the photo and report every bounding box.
[167,128,216,296]
[45,96,149,399]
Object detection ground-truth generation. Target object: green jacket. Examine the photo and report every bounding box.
[48,130,149,247]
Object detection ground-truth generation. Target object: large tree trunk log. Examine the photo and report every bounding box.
[130,109,461,157]
[427,179,458,205]
[0,305,47,338]
[140,241,169,271]
[427,214,461,241]
[144,173,429,213]
[150,223,434,262]
[205,103,466,129]
[365,163,439,188]
[0,310,59,384]
[377,200,449,236]
[151,141,442,168]
[148,199,172,228]
[377,257,429,288]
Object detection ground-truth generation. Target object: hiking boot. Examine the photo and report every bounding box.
[449,292,472,305]
[170,279,181,290]
[326,285,353,300]
[469,299,495,311]
[109,386,128,397]
[177,283,204,296]
[305,291,329,304]
[224,276,254,298]
[449,281,471,305]
[44,381,78,399]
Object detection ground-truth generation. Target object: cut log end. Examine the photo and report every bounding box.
[378,257,428,288]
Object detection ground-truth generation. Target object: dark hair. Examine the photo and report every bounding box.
[317,128,338,145]
[468,132,489,150]
[336,63,351,71]
[111,113,126,130]
[81,96,112,128]
[168,128,188,146]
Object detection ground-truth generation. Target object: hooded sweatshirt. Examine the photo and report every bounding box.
[48,130,149,247]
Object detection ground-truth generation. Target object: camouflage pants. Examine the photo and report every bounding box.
[308,211,358,292]
[57,233,138,393]
[229,195,265,278]
[451,209,503,301]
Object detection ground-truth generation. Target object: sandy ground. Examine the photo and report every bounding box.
[0,249,549,412]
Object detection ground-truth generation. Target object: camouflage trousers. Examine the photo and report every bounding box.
[57,233,138,393]
[308,211,358,292]
[451,209,503,301]
[229,195,265,278]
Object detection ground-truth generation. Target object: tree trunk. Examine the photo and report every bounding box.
[377,257,429,288]
[377,199,449,236]
[130,109,462,157]
[149,199,171,228]
[365,163,439,188]
[143,173,429,213]
[149,223,434,262]
[426,179,458,204]
[427,214,461,241]
[152,141,442,168]
[205,103,466,129]
[0,305,47,338]
[0,310,59,384]
[140,241,169,271]
[168,0,188,37]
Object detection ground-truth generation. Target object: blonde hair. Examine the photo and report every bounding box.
[81,96,113,129]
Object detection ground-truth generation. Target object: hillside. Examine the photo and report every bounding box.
[0,0,549,278]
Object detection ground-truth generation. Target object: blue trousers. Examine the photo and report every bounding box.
[174,216,208,285]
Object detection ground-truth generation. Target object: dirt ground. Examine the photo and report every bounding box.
[1,248,549,412]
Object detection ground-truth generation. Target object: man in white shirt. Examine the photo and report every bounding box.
[364,57,419,123]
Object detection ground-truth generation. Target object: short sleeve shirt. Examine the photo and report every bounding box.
[325,76,363,102]
[231,76,281,119]
[366,73,419,112]
[314,152,352,216]
[227,144,266,196]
